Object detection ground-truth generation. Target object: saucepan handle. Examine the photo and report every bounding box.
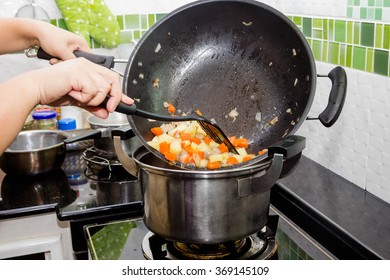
[316,66,347,127]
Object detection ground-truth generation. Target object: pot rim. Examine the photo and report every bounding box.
[4,130,67,153]
[132,146,272,178]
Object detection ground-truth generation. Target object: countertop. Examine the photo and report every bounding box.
[272,155,390,259]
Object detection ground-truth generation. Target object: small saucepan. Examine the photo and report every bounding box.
[0,130,69,175]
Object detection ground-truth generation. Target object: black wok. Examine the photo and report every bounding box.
[36,0,347,167]
[122,0,347,164]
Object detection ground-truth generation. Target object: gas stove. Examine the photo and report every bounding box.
[0,143,334,260]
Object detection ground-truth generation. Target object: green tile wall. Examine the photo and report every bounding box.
[289,15,390,76]
[52,13,390,77]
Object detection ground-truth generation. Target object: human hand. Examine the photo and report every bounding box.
[27,57,133,118]
[34,20,90,64]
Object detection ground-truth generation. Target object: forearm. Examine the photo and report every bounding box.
[0,18,47,54]
[0,72,39,154]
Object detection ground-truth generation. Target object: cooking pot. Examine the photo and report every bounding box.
[0,130,69,175]
[113,129,305,243]
[34,0,347,169]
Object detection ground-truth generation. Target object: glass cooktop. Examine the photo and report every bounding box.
[84,206,336,260]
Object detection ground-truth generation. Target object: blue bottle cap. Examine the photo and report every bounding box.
[32,110,57,120]
[58,118,76,130]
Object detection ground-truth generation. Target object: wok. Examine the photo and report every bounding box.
[36,0,347,168]
[122,0,346,166]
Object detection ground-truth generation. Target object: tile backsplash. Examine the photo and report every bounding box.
[0,0,389,204]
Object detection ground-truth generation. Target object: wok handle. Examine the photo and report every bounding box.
[317,66,347,127]
[36,48,115,69]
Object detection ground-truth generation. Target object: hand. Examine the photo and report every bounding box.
[29,58,133,118]
[34,21,91,64]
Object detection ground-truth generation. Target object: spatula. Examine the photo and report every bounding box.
[101,97,239,154]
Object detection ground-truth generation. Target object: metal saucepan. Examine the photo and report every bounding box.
[33,0,347,169]
[113,133,305,243]
[0,130,69,175]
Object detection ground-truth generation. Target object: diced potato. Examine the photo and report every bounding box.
[199,159,209,168]
[158,133,175,144]
[197,142,211,152]
[169,123,188,136]
[237,147,248,156]
[232,154,244,163]
[190,142,199,151]
[147,141,159,151]
[209,154,223,162]
[170,139,182,155]
[209,140,219,148]
[183,122,198,135]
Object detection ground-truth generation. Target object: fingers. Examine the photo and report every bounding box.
[67,58,127,111]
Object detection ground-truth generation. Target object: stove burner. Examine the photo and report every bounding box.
[142,231,278,260]
[83,147,121,171]
[83,147,133,181]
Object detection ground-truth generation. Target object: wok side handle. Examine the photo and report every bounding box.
[36,48,115,69]
[317,66,347,127]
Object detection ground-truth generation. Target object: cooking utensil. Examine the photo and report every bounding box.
[0,130,68,175]
[28,0,347,169]
[15,0,50,22]
[32,48,239,156]
[122,0,346,165]
[114,133,305,243]
[99,96,239,154]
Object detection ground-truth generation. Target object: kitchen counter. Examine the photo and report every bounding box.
[272,155,390,259]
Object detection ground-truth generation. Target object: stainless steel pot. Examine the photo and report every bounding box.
[113,131,305,244]
[0,130,68,175]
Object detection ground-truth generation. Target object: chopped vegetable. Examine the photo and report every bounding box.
[167,103,176,114]
[232,138,249,148]
[151,127,163,136]
[147,121,258,169]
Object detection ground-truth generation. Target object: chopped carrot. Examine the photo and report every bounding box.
[258,149,267,155]
[164,151,177,162]
[203,136,212,144]
[243,154,255,162]
[227,156,239,164]
[183,145,194,154]
[159,142,170,154]
[180,132,191,141]
[207,161,220,170]
[233,138,249,148]
[218,143,228,153]
[195,109,202,116]
[228,136,237,143]
[190,137,201,145]
[197,151,205,159]
[151,127,163,136]
[167,103,176,114]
